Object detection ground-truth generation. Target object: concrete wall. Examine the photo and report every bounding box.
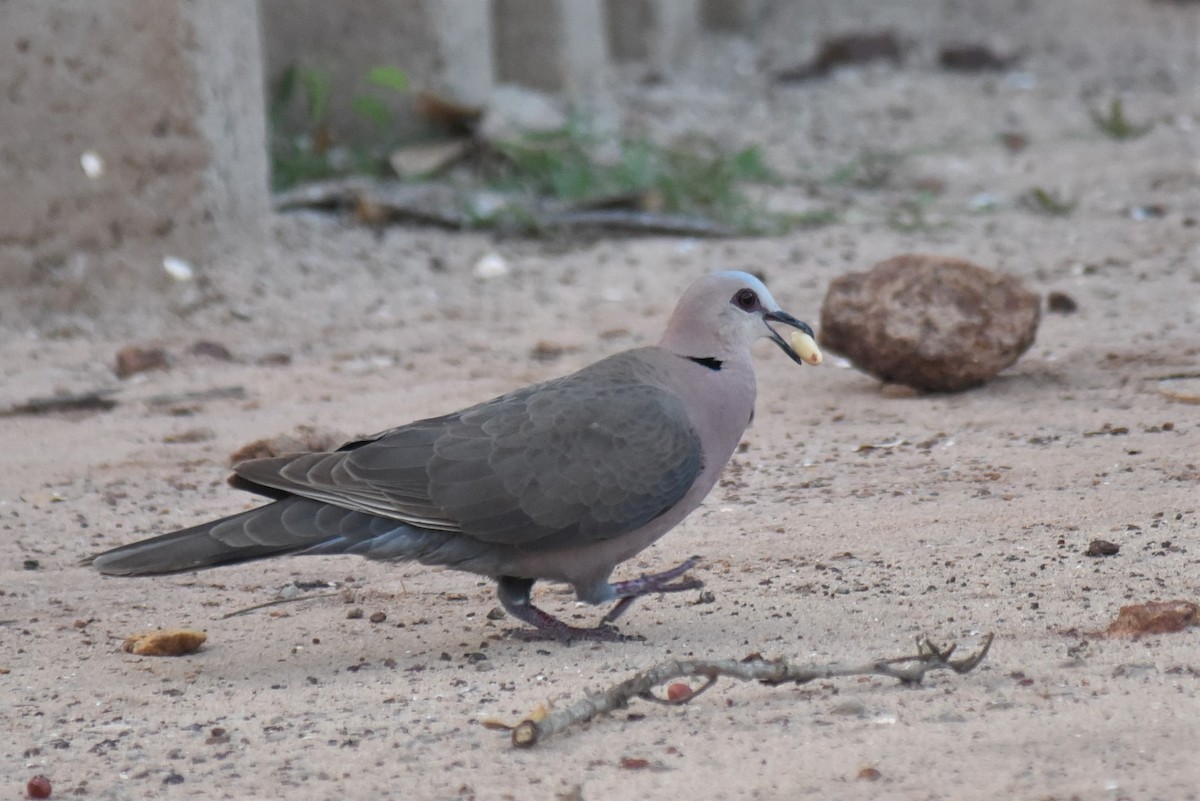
[0,1,268,322]
[607,0,702,75]
[700,0,764,32]
[260,0,494,146]
[492,0,609,94]
[262,0,712,145]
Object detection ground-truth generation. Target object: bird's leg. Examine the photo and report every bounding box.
[496,576,626,643]
[602,557,703,624]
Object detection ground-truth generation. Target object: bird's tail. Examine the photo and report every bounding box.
[89,498,361,575]
[88,497,493,577]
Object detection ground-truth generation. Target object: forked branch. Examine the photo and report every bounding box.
[498,634,993,748]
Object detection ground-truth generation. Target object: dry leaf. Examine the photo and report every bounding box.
[1104,600,1200,638]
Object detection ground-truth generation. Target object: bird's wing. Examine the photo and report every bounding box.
[232,351,703,550]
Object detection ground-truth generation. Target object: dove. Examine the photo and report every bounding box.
[89,271,819,641]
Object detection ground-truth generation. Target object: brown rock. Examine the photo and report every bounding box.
[115,345,170,379]
[819,254,1040,392]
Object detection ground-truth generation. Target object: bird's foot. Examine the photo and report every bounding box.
[602,557,703,624]
[610,556,702,598]
[496,561,703,643]
[497,575,640,643]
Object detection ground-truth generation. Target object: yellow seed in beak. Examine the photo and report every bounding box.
[790,330,822,366]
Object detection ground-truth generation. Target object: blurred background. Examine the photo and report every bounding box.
[1,0,1197,331]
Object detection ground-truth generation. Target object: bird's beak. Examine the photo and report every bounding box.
[763,310,817,366]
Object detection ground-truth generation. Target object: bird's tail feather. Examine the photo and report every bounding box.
[89,498,366,575]
[88,497,493,577]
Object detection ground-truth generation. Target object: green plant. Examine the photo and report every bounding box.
[268,85,835,236]
[485,120,797,234]
[887,191,938,232]
[350,66,411,130]
[828,150,900,189]
[1022,186,1076,216]
[1090,98,1152,140]
[269,63,411,191]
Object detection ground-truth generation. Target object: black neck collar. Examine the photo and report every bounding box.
[685,356,723,371]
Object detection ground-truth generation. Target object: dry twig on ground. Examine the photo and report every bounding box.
[494,634,993,748]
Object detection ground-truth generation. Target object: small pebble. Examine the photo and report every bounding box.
[189,341,234,361]
[26,775,52,799]
[473,252,509,279]
[80,150,104,179]
[162,257,194,282]
[666,683,693,701]
[1085,539,1120,557]
[115,346,169,379]
[1047,291,1078,314]
[856,766,883,782]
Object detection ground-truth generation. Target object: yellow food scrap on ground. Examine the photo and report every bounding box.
[480,702,550,731]
[790,330,823,365]
[122,629,207,656]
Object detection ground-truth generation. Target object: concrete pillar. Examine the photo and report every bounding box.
[606,0,701,74]
[492,0,610,94]
[0,0,269,322]
[701,0,765,33]
[427,1,496,106]
[260,0,494,146]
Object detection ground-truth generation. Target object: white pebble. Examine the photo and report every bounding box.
[80,151,105,179]
[473,252,509,279]
[162,256,194,282]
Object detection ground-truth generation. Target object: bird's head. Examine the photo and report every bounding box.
[660,271,818,366]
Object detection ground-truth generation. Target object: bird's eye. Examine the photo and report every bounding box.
[733,288,759,311]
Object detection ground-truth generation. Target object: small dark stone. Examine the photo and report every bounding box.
[115,346,169,379]
[256,352,292,367]
[162,772,185,785]
[1085,539,1121,557]
[23,559,40,570]
[530,340,568,362]
[188,340,234,361]
[938,43,1017,72]
[999,131,1029,152]
[775,31,905,81]
[1047,291,1078,314]
[368,611,387,624]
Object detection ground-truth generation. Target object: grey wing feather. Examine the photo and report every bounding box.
[232,352,703,550]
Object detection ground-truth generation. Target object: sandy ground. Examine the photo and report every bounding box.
[4,5,1200,800]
